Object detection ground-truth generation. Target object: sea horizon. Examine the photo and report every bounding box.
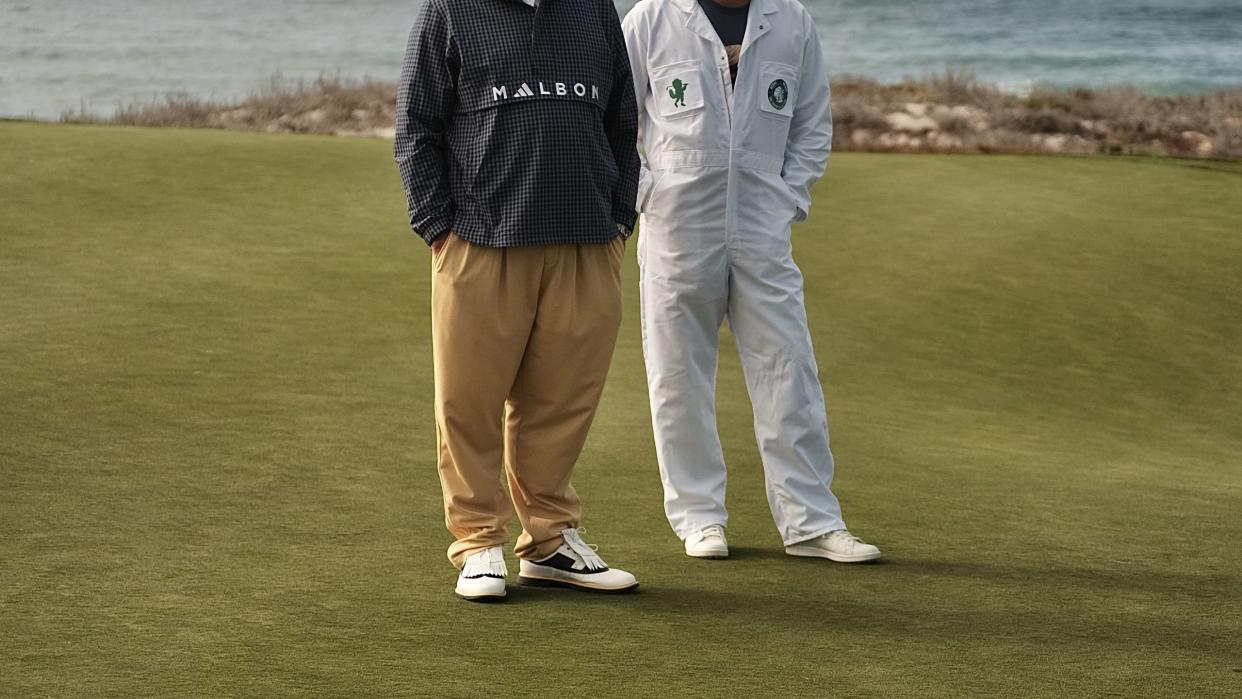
[3,0,1241,120]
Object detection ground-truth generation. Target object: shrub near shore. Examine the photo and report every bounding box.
[76,74,1242,159]
[833,72,1241,159]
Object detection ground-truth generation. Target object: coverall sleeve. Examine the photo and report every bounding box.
[604,0,641,234]
[782,10,833,223]
[621,8,653,218]
[394,0,458,246]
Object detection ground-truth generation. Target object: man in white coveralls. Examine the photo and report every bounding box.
[622,0,881,562]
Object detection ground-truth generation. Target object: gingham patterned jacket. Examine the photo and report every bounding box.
[395,0,640,247]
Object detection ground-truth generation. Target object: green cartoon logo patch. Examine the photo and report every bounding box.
[668,78,689,108]
[767,79,788,110]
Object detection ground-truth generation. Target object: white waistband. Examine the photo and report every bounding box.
[648,149,783,174]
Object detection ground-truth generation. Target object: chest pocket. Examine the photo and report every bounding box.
[650,59,706,120]
[757,61,798,119]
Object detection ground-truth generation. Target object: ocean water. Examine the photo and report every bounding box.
[2,0,1240,119]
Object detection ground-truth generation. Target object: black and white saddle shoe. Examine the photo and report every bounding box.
[518,528,639,593]
[455,546,507,602]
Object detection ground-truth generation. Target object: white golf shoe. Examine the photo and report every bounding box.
[785,530,881,563]
[455,546,507,602]
[685,525,729,559]
[518,528,639,593]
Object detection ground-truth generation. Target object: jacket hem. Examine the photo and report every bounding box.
[451,227,627,248]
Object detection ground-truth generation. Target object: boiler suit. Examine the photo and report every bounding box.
[622,0,847,545]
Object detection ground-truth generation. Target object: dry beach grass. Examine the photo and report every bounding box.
[65,73,1242,159]
[831,71,1242,159]
[91,76,399,140]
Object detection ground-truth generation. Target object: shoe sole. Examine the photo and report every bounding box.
[784,547,881,563]
[686,550,729,559]
[517,575,639,594]
[455,590,507,603]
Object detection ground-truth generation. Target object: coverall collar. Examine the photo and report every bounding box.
[672,0,779,55]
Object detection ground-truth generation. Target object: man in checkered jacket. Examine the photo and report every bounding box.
[395,0,641,602]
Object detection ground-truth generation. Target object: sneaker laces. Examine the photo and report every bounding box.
[828,530,864,548]
[697,526,725,542]
[561,528,607,571]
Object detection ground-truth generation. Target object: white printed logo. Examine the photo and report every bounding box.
[492,81,600,102]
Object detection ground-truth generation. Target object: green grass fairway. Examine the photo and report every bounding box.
[2,122,1240,697]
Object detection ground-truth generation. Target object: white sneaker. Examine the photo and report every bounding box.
[785,530,881,563]
[455,546,507,602]
[518,529,639,593]
[685,525,729,559]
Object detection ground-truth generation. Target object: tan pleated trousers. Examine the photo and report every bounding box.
[431,234,625,569]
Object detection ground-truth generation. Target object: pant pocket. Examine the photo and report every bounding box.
[607,234,626,266]
[432,233,455,274]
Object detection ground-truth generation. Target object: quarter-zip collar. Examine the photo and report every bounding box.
[499,0,550,78]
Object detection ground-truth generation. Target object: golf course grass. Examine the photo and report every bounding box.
[1,122,1240,697]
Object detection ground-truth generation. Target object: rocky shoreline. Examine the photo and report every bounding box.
[830,74,1239,158]
[82,74,1242,159]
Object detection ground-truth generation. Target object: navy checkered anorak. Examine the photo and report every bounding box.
[395,0,640,247]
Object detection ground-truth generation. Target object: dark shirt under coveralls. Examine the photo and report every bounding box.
[697,0,750,83]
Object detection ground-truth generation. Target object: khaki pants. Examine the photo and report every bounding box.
[431,234,625,569]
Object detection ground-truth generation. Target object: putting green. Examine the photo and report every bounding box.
[1,122,1239,697]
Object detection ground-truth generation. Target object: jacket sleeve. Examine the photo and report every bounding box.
[621,6,653,218]
[394,0,458,246]
[604,0,641,234]
[782,10,832,223]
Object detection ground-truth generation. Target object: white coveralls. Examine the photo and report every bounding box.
[622,0,845,545]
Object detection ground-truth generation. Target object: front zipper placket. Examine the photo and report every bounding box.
[718,37,738,254]
[726,6,769,257]
[716,40,733,129]
[529,0,541,79]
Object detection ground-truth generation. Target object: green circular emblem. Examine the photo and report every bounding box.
[767,79,789,110]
